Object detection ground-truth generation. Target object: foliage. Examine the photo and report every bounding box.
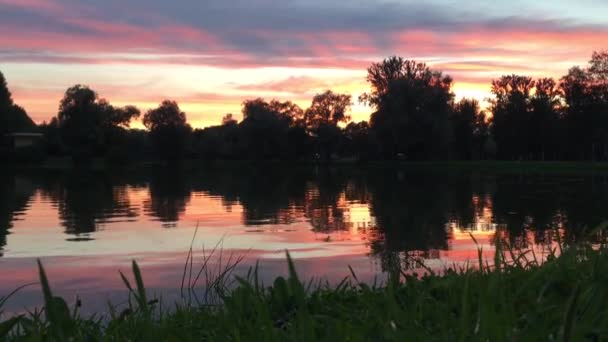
[2,237,608,340]
[304,90,352,160]
[239,98,305,160]
[143,100,192,161]
[4,50,608,163]
[450,98,488,160]
[361,57,454,159]
[489,74,535,160]
[0,72,36,136]
[559,52,608,160]
[221,113,238,126]
[55,85,140,162]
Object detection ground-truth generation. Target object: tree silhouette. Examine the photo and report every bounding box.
[143,100,192,161]
[343,121,374,160]
[559,51,608,160]
[589,51,608,84]
[5,51,608,163]
[361,57,454,159]
[585,51,608,160]
[451,98,488,160]
[304,90,351,127]
[221,113,238,126]
[560,67,590,159]
[240,98,304,159]
[529,78,561,160]
[0,71,36,136]
[489,75,534,160]
[0,71,11,111]
[56,85,140,162]
[304,90,352,160]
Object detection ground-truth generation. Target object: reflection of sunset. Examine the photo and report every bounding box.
[448,194,498,251]
[345,204,374,232]
[2,168,605,312]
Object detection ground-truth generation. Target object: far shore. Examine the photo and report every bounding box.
[5,158,608,173]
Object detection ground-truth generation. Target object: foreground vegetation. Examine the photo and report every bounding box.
[1,236,607,341]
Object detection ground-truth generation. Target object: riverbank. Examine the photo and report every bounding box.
[1,239,606,341]
[6,157,608,173]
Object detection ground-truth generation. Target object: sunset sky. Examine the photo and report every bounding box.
[1,0,607,128]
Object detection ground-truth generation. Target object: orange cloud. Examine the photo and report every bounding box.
[3,13,608,127]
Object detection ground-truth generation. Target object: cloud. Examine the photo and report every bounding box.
[2,0,608,127]
[235,76,365,95]
[2,0,607,66]
[0,0,64,14]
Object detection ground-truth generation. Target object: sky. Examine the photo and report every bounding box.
[1,0,607,128]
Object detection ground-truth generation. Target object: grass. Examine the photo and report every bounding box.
[1,236,608,341]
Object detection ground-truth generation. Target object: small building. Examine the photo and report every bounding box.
[3,133,43,149]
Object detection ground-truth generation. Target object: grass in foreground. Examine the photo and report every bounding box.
[1,238,608,341]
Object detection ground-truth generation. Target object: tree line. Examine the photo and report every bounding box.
[1,50,607,163]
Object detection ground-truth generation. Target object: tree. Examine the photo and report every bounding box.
[587,51,608,160]
[143,100,192,161]
[451,98,488,160]
[304,90,352,160]
[529,78,562,160]
[560,66,590,159]
[343,121,374,160]
[240,98,304,159]
[0,71,12,112]
[221,113,237,126]
[361,57,454,159]
[0,71,36,136]
[56,85,140,161]
[304,90,351,128]
[489,75,534,160]
[560,51,608,160]
[589,51,608,85]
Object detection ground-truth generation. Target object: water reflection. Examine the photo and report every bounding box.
[145,168,192,227]
[0,173,35,256]
[1,166,608,267]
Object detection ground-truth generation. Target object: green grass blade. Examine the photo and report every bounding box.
[132,260,148,311]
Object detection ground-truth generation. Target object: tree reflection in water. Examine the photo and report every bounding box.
[2,166,608,270]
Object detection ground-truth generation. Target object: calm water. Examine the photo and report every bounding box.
[1,165,607,312]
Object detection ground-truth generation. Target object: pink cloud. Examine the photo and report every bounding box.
[3,13,608,128]
[236,76,362,95]
[0,0,63,13]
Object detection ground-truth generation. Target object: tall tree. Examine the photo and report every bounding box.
[529,78,562,160]
[589,51,608,85]
[0,71,36,136]
[560,66,590,159]
[361,57,454,159]
[489,75,534,160]
[0,71,12,112]
[143,100,192,161]
[560,51,608,160]
[451,98,488,160]
[304,90,351,128]
[305,90,352,160]
[343,121,374,160]
[587,51,608,160]
[56,85,139,161]
[240,98,304,159]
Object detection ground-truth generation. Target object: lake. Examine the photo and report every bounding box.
[1,165,607,313]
